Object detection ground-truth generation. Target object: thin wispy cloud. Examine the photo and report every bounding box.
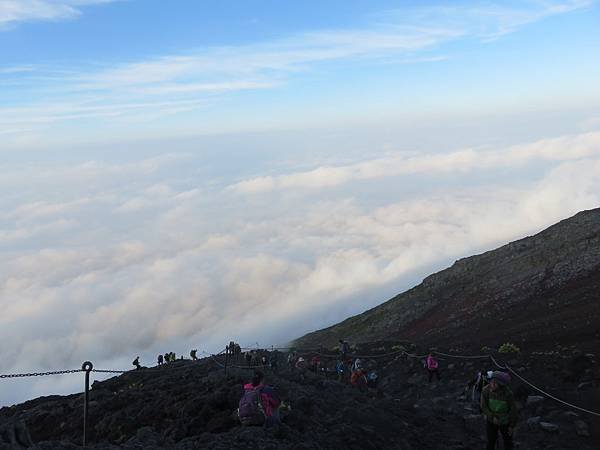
[1,0,592,145]
[0,0,117,29]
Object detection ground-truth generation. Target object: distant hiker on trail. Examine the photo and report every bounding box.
[467,368,491,408]
[164,353,169,364]
[481,371,517,450]
[350,367,367,389]
[425,353,440,382]
[336,360,346,382]
[245,352,252,367]
[351,358,363,372]
[339,340,350,360]
[295,356,307,371]
[261,355,268,367]
[238,370,281,428]
[269,353,279,373]
[190,349,198,360]
[366,370,379,388]
[310,355,321,372]
[287,352,297,371]
[157,354,164,366]
[132,356,141,370]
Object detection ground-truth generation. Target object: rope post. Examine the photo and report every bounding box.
[81,361,93,448]
[224,346,229,376]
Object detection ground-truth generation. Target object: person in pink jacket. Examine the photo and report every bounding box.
[239,371,281,427]
[426,353,440,382]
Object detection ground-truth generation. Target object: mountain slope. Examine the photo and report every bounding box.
[294,208,600,350]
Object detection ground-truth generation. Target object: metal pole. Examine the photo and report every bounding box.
[82,361,93,448]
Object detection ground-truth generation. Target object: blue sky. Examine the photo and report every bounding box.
[1,0,600,405]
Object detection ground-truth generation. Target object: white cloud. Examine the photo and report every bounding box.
[229,131,600,193]
[0,0,117,29]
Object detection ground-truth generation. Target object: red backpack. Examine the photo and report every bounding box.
[238,387,265,426]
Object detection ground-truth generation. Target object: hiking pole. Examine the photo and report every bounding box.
[82,361,93,448]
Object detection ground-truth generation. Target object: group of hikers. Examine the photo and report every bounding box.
[237,341,517,450]
[135,339,517,449]
[132,350,200,368]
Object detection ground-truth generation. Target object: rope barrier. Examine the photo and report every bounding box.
[434,351,490,360]
[0,369,82,378]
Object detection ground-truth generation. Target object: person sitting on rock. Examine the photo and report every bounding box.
[480,371,517,450]
[425,353,440,382]
[190,349,198,360]
[238,371,281,428]
[132,356,141,370]
[157,354,164,366]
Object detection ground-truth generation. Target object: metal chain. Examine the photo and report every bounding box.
[0,369,83,378]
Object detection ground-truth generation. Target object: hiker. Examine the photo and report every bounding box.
[287,352,297,371]
[190,349,198,360]
[310,355,321,372]
[425,353,440,382]
[261,355,268,367]
[132,356,141,370]
[351,358,363,372]
[336,360,346,382]
[163,352,169,364]
[245,352,253,367]
[350,367,367,389]
[269,353,279,373]
[366,370,379,388]
[339,339,350,360]
[467,369,491,408]
[157,354,164,366]
[238,371,281,428]
[295,356,307,371]
[481,371,517,450]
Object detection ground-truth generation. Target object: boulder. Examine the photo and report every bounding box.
[539,422,559,433]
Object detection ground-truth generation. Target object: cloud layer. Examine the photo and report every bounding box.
[1,127,600,405]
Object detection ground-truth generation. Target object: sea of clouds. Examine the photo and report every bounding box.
[1,122,600,405]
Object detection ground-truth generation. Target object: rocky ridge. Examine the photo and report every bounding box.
[294,208,600,351]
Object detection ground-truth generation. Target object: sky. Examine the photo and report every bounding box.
[1,0,600,405]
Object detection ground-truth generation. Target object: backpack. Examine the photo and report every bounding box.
[238,387,265,426]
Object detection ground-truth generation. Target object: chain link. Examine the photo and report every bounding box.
[0,369,82,378]
[91,369,128,374]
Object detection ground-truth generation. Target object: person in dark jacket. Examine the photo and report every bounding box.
[480,371,517,450]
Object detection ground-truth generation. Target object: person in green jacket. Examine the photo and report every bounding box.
[480,371,517,450]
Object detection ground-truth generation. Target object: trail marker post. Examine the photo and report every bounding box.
[81,361,93,447]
